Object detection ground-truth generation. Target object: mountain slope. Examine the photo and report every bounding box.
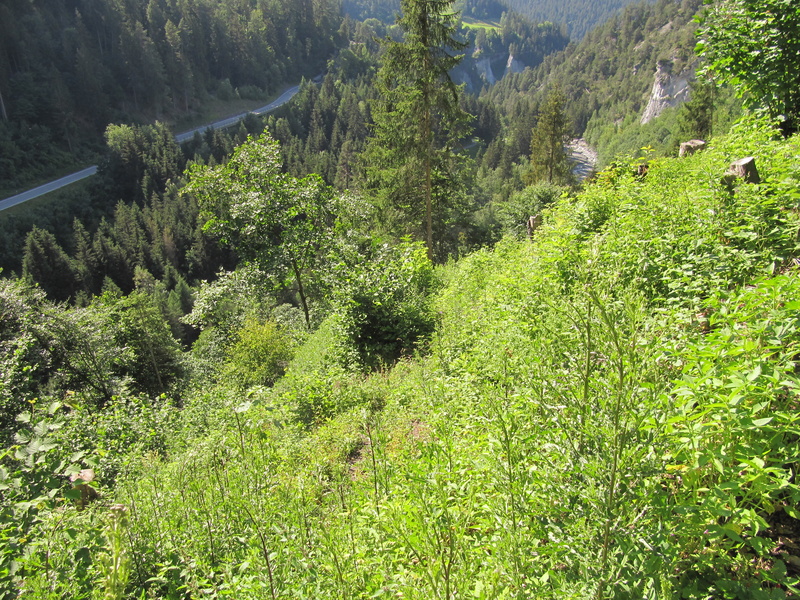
[343,0,656,38]
[504,0,656,38]
[487,0,701,132]
[123,120,799,597]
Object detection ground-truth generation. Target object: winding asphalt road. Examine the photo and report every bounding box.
[174,83,301,143]
[0,82,303,213]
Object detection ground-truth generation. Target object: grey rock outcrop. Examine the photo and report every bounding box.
[641,59,694,124]
[504,54,525,78]
[474,56,497,86]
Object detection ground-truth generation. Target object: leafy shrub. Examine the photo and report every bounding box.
[663,275,800,596]
[0,280,54,437]
[279,366,378,426]
[55,394,181,486]
[493,182,567,237]
[0,401,97,599]
[331,240,437,371]
[222,318,293,389]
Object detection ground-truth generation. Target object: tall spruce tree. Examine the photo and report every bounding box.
[21,227,79,303]
[526,86,574,186]
[363,0,471,261]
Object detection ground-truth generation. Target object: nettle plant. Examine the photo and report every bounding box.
[0,401,100,599]
[663,274,800,597]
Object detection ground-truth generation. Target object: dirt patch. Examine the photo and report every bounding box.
[765,503,800,576]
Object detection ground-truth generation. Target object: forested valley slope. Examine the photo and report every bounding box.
[1,0,800,597]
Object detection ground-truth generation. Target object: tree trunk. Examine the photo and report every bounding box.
[291,258,311,329]
[0,86,7,121]
[422,11,434,263]
[425,114,433,262]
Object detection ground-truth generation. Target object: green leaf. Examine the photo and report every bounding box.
[75,547,91,563]
[234,401,253,414]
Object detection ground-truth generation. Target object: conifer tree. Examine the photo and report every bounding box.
[526,86,574,186]
[21,227,79,303]
[677,76,715,141]
[364,0,471,261]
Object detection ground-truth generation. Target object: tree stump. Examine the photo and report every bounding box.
[679,139,706,157]
[722,156,760,186]
[69,469,98,510]
[527,214,542,239]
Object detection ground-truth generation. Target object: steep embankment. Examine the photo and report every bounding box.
[93,120,799,598]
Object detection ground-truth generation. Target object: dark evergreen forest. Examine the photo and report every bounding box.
[0,4,575,297]
[0,0,342,195]
[342,0,657,38]
[0,0,729,312]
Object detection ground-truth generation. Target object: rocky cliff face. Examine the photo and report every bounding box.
[504,54,526,78]
[452,52,527,93]
[474,56,497,86]
[640,59,694,124]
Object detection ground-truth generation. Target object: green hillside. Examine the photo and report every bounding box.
[4,117,799,598]
[503,0,656,39]
[483,0,709,161]
[343,0,655,38]
[3,0,800,596]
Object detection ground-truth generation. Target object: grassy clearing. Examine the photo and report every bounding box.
[0,158,99,201]
[461,16,501,30]
[0,176,94,217]
[170,96,273,134]
[171,78,312,134]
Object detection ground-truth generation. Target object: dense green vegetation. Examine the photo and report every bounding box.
[2,0,800,597]
[697,0,800,136]
[344,0,655,38]
[3,116,799,599]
